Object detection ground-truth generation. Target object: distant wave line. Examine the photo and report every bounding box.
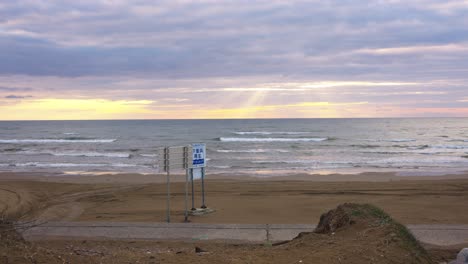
[18,151,130,158]
[233,131,309,135]
[250,157,468,165]
[219,137,328,142]
[217,149,290,153]
[0,139,116,144]
[2,162,142,168]
[363,138,416,143]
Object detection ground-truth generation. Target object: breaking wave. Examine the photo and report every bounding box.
[28,151,130,158]
[3,162,140,168]
[365,139,416,143]
[217,149,290,153]
[0,139,116,144]
[219,137,328,142]
[140,154,158,157]
[233,131,308,135]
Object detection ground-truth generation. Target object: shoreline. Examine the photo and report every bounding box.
[2,170,468,184]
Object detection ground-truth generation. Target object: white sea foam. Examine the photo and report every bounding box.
[251,160,316,164]
[388,139,416,142]
[110,163,139,167]
[371,157,468,164]
[11,162,138,168]
[17,150,129,158]
[250,156,468,166]
[212,165,231,169]
[233,131,308,135]
[365,138,416,142]
[140,154,158,157]
[219,137,327,142]
[0,139,116,144]
[63,132,79,135]
[217,149,290,153]
[218,149,265,153]
[51,152,130,158]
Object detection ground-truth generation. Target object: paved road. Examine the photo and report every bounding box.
[21,222,468,246]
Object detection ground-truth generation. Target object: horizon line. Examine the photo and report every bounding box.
[1,116,467,122]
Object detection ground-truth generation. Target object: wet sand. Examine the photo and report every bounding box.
[1,171,468,225]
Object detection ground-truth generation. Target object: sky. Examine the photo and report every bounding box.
[0,0,467,120]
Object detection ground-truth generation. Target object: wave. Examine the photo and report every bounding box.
[431,145,468,149]
[365,138,416,143]
[361,151,408,155]
[6,162,139,168]
[48,151,129,158]
[405,145,429,150]
[362,138,416,143]
[63,132,79,135]
[250,156,468,166]
[350,144,381,149]
[217,149,290,153]
[371,157,468,164]
[0,147,23,152]
[211,165,231,169]
[219,137,328,142]
[1,149,130,158]
[388,139,416,142]
[59,152,129,158]
[140,154,158,157]
[233,131,308,135]
[251,160,318,164]
[0,139,116,144]
[447,139,468,142]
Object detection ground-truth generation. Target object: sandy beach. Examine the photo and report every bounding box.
[2,171,468,263]
[2,171,468,225]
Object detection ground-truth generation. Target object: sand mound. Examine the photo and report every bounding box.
[284,203,434,263]
[314,203,354,234]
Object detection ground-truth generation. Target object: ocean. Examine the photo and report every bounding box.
[0,118,467,176]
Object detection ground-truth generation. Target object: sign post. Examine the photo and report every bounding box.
[164,147,170,223]
[160,143,208,222]
[191,143,207,209]
[201,167,206,208]
[191,168,195,211]
[183,146,189,222]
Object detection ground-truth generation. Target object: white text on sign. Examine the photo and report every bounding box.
[191,143,206,168]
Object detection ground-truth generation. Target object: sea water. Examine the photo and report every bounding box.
[0,118,467,176]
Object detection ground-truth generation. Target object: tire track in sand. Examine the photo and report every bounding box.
[36,185,144,222]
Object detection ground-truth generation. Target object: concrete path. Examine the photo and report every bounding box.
[407,224,468,246]
[21,222,468,246]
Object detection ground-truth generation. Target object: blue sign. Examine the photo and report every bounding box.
[191,143,206,168]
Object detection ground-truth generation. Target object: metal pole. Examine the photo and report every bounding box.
[165,147,170,223]
[184,147,189,222]
[191,168,195,210]
[201,167,206,208]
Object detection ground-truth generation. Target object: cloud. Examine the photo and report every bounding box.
[0,1,467,118]
[356,43,468,55]
[1,0,467,80]
[0,86,33,92]
[4,94,33,99]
